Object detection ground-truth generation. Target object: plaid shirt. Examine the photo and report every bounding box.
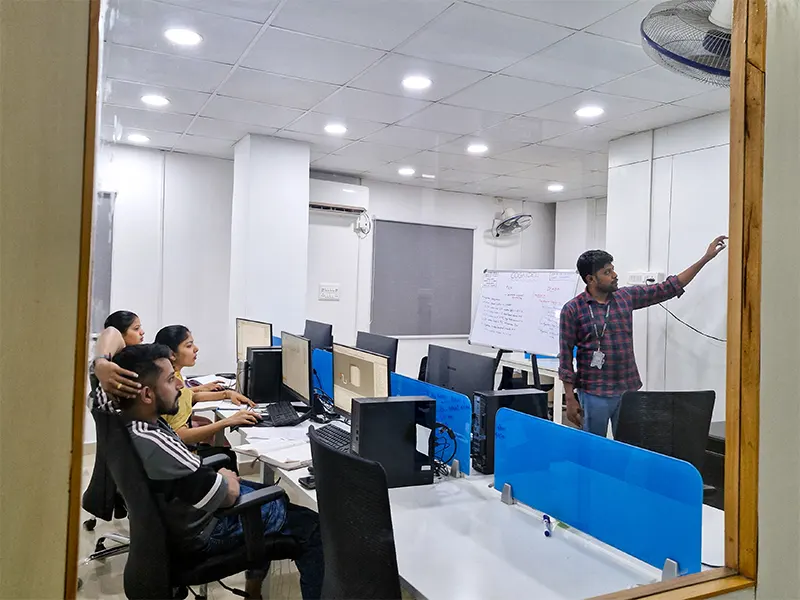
[558,276,685,397]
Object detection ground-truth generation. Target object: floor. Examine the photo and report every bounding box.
[77,455,303,600]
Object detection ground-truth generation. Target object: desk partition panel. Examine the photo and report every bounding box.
[390,373,471,475]
[311,349,333,399]
[493,409,702,575]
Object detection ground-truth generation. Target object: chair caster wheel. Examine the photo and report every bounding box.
[94,541,106,552]
[84,518,97,531]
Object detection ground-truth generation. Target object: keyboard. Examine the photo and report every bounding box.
[267,401,305,427]
[315,424,351,452]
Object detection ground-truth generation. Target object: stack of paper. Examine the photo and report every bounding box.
[233,438,311,470]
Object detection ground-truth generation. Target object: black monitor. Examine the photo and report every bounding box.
[425,345,496,399]
[303,320,333,351]
[356,331,399,372]
[280,332,313,406]
[246,347,282,403]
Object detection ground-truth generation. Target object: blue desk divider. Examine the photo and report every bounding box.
[311,349,333,399]
[493,409,702,575]
[390,373,471,475]
[272,336,281,347]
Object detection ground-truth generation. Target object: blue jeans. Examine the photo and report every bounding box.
[578,391,622,437]
[202,483,324,600]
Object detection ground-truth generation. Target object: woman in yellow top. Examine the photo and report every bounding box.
[154,325,259,444]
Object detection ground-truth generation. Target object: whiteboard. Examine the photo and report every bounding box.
[469,270,581,356]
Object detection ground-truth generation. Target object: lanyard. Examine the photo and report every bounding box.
[588,303,611,348]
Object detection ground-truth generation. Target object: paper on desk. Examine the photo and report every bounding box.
[415,424,432,456]
[192,400,227,411]
[233,439,311,470]
[191,375,236,386]
[243,426,310,441]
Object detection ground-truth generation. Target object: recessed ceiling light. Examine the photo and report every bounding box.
[324,123,347,135]
[421,174,436,179]
[127,133,150,144]
[402,75,432,91]
[398,167,415,176]
[141,94,170,107]
[467,143,488,154]
[164,28,203,46]
[548,183,565,192]
[342,188,355,193]
[575,105,604,118]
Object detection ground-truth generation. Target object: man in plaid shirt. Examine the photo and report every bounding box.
[559,236,727,436]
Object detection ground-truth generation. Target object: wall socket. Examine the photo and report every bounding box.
[318,283,340,301]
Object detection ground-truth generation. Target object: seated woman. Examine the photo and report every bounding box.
[92,310,146,397]
[154,325,259,446]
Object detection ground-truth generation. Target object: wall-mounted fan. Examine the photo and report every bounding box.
[492,208,533,238]
[641,0,732,86]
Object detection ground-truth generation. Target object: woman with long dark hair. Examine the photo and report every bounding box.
[154,325,257,445]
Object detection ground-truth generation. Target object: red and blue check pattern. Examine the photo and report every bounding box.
[558,276,684,397]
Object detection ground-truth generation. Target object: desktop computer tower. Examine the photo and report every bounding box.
[351,396,435,488]
[472,389,549,475]
[246,347,282,403]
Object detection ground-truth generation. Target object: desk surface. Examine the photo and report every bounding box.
[222,415,725,599]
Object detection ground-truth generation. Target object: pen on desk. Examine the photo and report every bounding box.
[542,514,553,538]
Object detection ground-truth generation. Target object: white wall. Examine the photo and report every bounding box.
[306,180,556,378]
[306,180,370,348]
[607,111,729,421]
[554,197,607,269]
[97,144,234,375]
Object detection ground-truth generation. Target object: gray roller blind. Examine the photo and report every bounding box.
[371,219,474,336]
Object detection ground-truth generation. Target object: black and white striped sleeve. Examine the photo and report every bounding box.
[129,422,229,513]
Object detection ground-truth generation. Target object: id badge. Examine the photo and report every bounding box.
[590,350,606,370]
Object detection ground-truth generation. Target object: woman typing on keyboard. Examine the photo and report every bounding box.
[154,325,258,450]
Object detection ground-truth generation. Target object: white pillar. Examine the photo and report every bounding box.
[229,135,310,362]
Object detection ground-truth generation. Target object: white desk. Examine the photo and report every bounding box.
[484,352,564,425]
[221,416,725,599]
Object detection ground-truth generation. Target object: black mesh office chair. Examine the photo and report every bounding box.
[615,391,716,487]
[94,408,301,599]
[418,356,428,382]
[81,410,131,564]
[308,427,402,600]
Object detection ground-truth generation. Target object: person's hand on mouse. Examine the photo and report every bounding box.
[223,389,256,408]
[94,357,141,399]
[224,409,261,428]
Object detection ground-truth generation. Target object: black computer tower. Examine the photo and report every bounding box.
[472,389,549,475]
[351,396,435,488]
[246,347,282,403]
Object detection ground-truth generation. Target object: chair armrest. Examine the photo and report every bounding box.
[216,485,286,518]
[216,486,287,564]
[200,453,231,471]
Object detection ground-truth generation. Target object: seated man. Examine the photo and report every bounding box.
[90,344,323,600]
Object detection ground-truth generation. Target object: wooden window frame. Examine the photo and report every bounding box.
[63,0,766,597]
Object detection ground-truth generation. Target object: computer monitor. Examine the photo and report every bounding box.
[280,331,312,405]
[236,318,273,362]
[303,320,333,351]
[246,347,282,403]
[425,345,496,399]
[332,343,390,416]
[356,331,399,373]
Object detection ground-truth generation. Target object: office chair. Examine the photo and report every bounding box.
[94,408,301,599]
[81,409,131,564]
[308,427,402,600]
[615,391,716,492]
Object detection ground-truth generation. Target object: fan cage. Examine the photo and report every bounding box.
[496,214,533,235]
[641,0,731,87]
